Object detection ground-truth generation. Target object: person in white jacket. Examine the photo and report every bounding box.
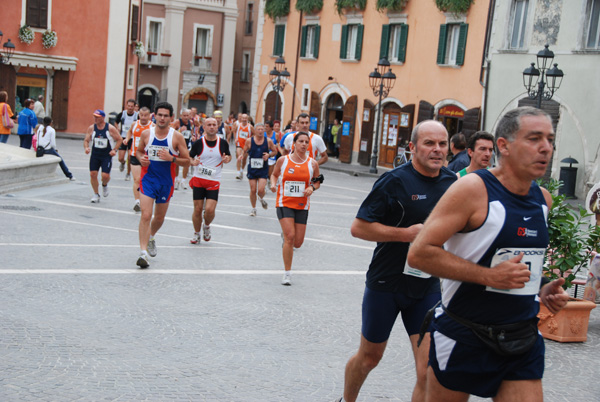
[36,116,75,180]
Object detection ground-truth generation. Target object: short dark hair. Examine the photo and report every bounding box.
[294,131,310,143]
[126,99,136,105]
[297,112,310,121]
[43,116,52,126]
[265,120,274,128]
[154,101,173,117]
[495,106,551,143]
[450,133,466,150]
[24,99,34,108]
[140,106,151,113]
[468,131,495,151]
[0,91,7,103]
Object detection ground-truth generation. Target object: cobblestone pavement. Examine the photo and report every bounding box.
[0,136,598,401]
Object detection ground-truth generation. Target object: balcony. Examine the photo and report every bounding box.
[192,56,212,72]
[140,50,171,68]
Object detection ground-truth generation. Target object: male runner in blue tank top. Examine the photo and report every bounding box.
[135,102,190,268]
[408,107,569,401]
[83,109,123,203]
[339,120,456,402]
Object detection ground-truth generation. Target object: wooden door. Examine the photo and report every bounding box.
[310,91,321,133]
[264,91,281,121]
[378,103,401,167]
[417,100,434,123]
[0,64,17,112]
[462,107,481,141]
[339,95,357,163]
[52,71,69,131]
[358,99,374,165]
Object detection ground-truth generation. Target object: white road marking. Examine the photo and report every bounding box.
[0,269,365,275]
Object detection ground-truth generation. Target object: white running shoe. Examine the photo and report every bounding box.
[202,225,211,241]
[249,208,257,217]
[259,198,268,210]
[119,161,125,172]
[236,172,243,180]
[125,173,131,181]
[190,232,201,244]
[182,179,188,190]
[175,177,181,190]
[133,200,141,212]
[136,251,149,268]
[281,271,291,286]
[147,237,157,257]
[102,185,109,197]
[91,193,100,203]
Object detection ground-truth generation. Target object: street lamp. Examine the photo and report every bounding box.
[0,30,16,65]
[368,58,396,173]
[269,56,290,121]
[522,44,564,108]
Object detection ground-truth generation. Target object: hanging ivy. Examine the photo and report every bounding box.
[376,0,408,12]
[335,0,367,15]
[434,0,474,14]
[265,0,290,20]
[296,0,323,14]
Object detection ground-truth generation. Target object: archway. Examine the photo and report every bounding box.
[138,87,157,110]
[264,91,282,122]
[324,93,344,156]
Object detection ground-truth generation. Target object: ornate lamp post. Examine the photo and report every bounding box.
[368,58,396,173]
[522,44,564,109]
[268,57,290,121]
[0,30,16,65]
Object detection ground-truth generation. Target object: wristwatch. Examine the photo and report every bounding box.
[172,156,176,163]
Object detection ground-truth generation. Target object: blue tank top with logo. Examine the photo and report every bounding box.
[91,124,112,158]
[247,137,269,175]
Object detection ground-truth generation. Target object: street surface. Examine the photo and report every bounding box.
[0,136,598,401]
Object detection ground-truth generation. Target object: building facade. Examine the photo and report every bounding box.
[252,0,491,167]
[484,0,600,198]
[230,0,258,115]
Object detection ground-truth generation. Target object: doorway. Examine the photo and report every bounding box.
[138,87,157,110]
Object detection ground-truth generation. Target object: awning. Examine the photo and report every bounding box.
[9,51,78,71]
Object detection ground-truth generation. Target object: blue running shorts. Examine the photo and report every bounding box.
[140,177,174,204]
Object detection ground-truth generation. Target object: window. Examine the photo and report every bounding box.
[127,66,135,89]
[436,23,468,66]
[131,4,139,41]
[340,24,364,61]
[245,3,254,35]
[300,25,320,58]
[26,0,49,29]
[147,19,163,63]
[509,0,529,49]
[380,24,408,63]
[586,0,600,48]
[273,24,286,56]
[241,51,251,82]
[302,86,310,110]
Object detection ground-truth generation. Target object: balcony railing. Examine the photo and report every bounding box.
[192,56,212,71]
[141,49,171,67]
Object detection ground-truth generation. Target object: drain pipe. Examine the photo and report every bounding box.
[480,0,496,131]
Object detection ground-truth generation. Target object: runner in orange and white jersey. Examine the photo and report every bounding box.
[270,131,322,286]
[234,113,254,180]
[125,106,153,212]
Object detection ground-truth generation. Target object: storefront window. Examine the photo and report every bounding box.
[16,75,47,113]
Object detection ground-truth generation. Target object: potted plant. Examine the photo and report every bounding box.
[296,0,323,14]
[538,179,600,342]
[19,25,34,45]
[335,0,367,15]
[41,30,58,49]
[133,41,146,58]
[265,0,290,20]
[376,0,409,13]
[434,0,474,14]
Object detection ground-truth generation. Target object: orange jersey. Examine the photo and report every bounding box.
[235,123,252,148]
[130,120,154,156]
[276,155,315,210]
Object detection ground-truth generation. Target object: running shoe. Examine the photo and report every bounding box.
[190,232,201,244]
[136,251,149,268]
[259,198,268,210]
[202,225,211,242]
[281,271,291,286]
[102,185,110,197]
[91,193,100,203]
[69,176,76,181]
[147,237,157,257]
[119,161,125,172]
[249,208,257,217]
[133,200,141,212]
[175,177,181,190]
[236,172,243,180]
[182,180,188,190]
[125,173,131,181]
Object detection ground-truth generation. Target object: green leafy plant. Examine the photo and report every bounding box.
[335,0,367,15]
[434,0,474,14]
[18,25,34,45]
[296,0,323,14]
[41,30,58,49]
[542,179,600,289]
[376,0,409,12]
[265,0,290,20]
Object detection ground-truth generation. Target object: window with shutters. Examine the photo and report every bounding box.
[340,24,364,61]
[300,25,320,59]
[380,24,408,63]
[26,0,49,29]
[146,18,164,63]
[131,5,140,42]
[245,3,254,36]
[273,24,286,56]
[508,0,529,49]
[193,25,213,69]
[241,51,251,82]
[436,23,468,66]
[585,0,600,49]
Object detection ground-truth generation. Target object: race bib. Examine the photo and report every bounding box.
[198,165,216,176]
[181,130,191,139]
[147,145,169,161]
[134,136,140,148]
[122,125,131,138]
[94,137,108,148]
[486,247,546,296]
[239,130,249,139]
[250,158,264,169]
[284,181,305,197]
[403,243,432,278]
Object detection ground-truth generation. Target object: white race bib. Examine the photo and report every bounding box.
[486,247,546,296]
[250,158,264,169]
[94,137,108,148]
[403,243,432,278]
[181,130,191,139]
[134,136,140,148]
[284,181,305,197]
[239,130,249,139]
[147,145,169,161]
[198,165,216,176]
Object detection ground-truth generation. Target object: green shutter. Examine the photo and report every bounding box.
[398,24,408,63]
[436,24,447,65]
[340,25,348,59]
[274,25,285,56]
[379,25,390,60]
[313,25,320,59]
[355,24,364,60]
[300,25,308,57]
[456,23,468,66]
